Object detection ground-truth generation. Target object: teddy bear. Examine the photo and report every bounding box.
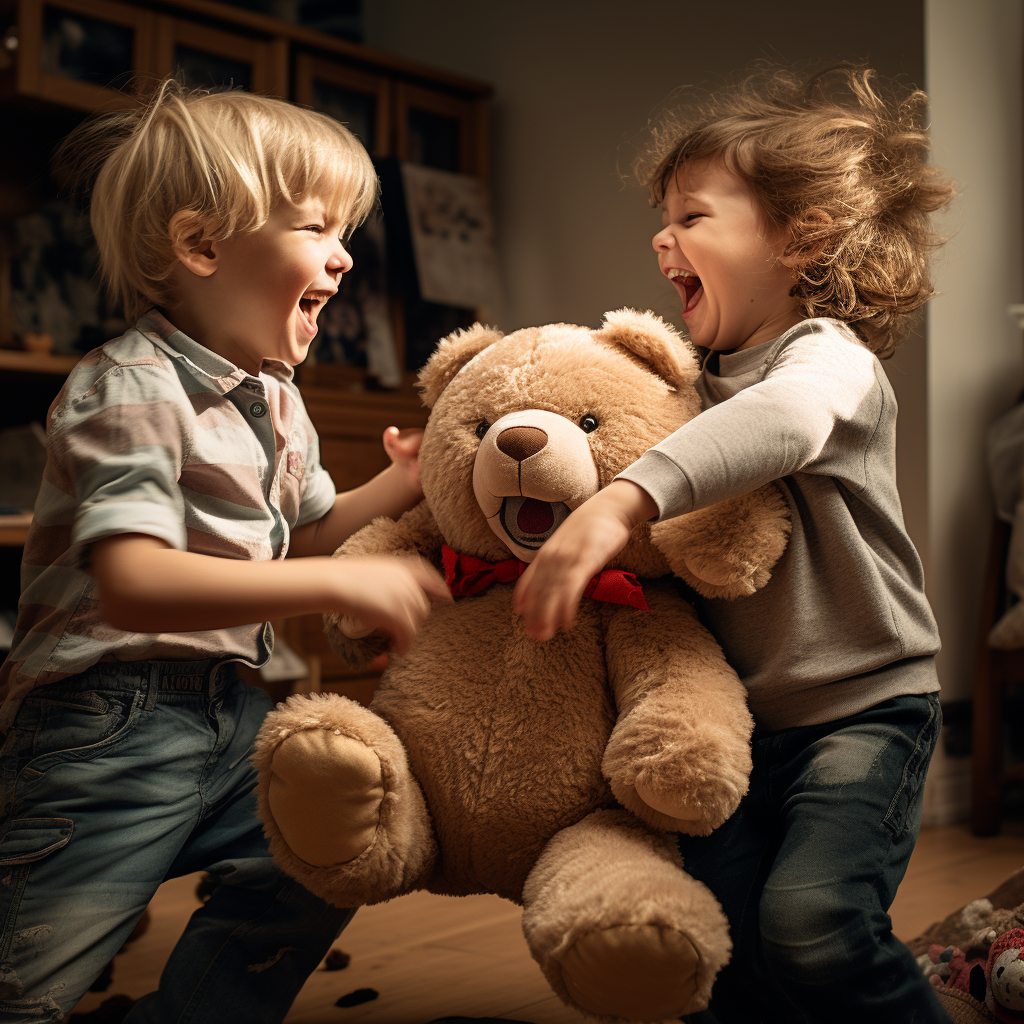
[252,308,791,1022]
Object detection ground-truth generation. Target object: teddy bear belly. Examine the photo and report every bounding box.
[370,590,618,902]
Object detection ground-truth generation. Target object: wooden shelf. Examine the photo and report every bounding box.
[0,350,79,375]
[0,513,32,547]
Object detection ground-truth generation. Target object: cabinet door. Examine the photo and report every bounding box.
[152,15,286,97]
[394,82,487,179]
[294,54,390,158]
[15,0,154,112]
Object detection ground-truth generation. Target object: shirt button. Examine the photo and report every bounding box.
[250,401,267,417]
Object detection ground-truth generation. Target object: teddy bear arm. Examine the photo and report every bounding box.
[601,587,754,835]
[652,484,791,600]
[325,501,446,668]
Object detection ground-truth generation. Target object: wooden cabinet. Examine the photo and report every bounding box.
[10,0,155,111]
[293,53,390,156]
[0,0,493,703]
[152,13,287,95]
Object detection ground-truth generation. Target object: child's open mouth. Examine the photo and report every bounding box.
[297,291,332,333]
[667,268,703,314]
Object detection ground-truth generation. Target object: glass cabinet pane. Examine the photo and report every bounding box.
[311,80,377,151]
[40,4,134,91]
[406,109,461,172]
[173,45,253,91]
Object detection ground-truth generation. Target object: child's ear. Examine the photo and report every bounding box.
[593,308,698,389]
[418,322,503,408]
[168,210,217,278]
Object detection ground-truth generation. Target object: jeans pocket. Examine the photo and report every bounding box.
[7,689,142,793]
[882,693,942,837]
[0,818,73,866]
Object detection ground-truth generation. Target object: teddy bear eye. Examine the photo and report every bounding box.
[475,420,491,440]
[579,414,599,433]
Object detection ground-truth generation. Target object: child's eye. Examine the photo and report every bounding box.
[304,224,325,234]
[684,213,704,225]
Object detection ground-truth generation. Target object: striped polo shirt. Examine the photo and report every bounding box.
[0,310,336,727]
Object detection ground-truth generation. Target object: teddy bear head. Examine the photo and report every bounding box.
[415,308,700,577]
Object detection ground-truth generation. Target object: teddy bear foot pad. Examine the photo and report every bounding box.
[267,729,385,867]
[559,923,700,1020]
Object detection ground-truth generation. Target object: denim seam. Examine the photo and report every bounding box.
[0,864,29,963]
[881,695,939,837]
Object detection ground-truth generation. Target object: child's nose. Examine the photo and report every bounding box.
[652,227,675,252]
[329,242,353,275]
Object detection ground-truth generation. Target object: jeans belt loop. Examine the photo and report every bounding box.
[145,663,159,711]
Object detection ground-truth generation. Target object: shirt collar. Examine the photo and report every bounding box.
[136,309,294,394]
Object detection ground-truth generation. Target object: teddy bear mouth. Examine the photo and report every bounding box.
[498,496,571,549]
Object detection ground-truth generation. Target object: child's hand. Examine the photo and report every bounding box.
[331,554,451,654]
[383,426,424,499]
[513,480,659,641]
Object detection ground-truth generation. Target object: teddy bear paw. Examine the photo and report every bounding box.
[558,923,702,1020]
[633,780,704,822]
[267,729,385,867]
[683,552,760,597]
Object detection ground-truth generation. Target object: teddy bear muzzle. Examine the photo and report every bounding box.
[473,408,599,561]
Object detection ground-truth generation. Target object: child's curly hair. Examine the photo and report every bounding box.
[637,65,956,357]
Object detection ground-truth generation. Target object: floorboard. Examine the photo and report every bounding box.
[68,823,1024,1023]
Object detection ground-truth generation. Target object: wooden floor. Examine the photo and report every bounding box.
[67,822,1024,1023]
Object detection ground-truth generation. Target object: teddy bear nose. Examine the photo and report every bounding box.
[496,426,548,462]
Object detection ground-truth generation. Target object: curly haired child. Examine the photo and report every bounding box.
[515,66,957,1023]
[0,82,449,1022]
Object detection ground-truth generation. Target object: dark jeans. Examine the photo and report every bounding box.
[681,692,951,1024]
[0,660,353,1023]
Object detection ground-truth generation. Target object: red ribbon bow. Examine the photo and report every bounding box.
[441,543,649,611]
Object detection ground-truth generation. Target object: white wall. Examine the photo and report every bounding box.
[926,0,1024,701]
[365,0,1022,704]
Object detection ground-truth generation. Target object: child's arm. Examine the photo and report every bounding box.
[91,533,450,654]
[289,427,423,558]
[513,480,657,641]
[516,326,880,639]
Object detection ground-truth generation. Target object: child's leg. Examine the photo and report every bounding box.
[0,668,207,1021]
[685,693,950,1024]
[123,677,351,1024]
[0,663,349,1024]
[752,692,948,1023]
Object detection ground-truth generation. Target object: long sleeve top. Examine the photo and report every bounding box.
[617,317,940,731]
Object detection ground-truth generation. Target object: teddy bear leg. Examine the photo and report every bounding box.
[521,808,730,1022]
[252,692,438,908]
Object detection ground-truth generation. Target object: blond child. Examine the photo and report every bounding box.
[0,81,449,1022]
[515,67,956,1023]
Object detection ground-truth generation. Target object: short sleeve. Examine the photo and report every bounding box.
[295,428,337,528]
[47,363,192,553]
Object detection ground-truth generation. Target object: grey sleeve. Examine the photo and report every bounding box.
[617,330,882,520]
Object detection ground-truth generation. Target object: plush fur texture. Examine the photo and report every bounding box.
[253,309,791,1022]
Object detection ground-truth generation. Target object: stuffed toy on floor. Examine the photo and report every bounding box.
[253,309,791,1023]
[910,868,1024,1024]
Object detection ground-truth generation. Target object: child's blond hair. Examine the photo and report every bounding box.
[638,65,956,357]
[57,80,377,322]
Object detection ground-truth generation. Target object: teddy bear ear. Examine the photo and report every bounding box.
[417,322,505,408]
[593,308,698,388]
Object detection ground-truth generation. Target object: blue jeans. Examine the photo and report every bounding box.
[681,692,951,1024]
[0,660,353,1023]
